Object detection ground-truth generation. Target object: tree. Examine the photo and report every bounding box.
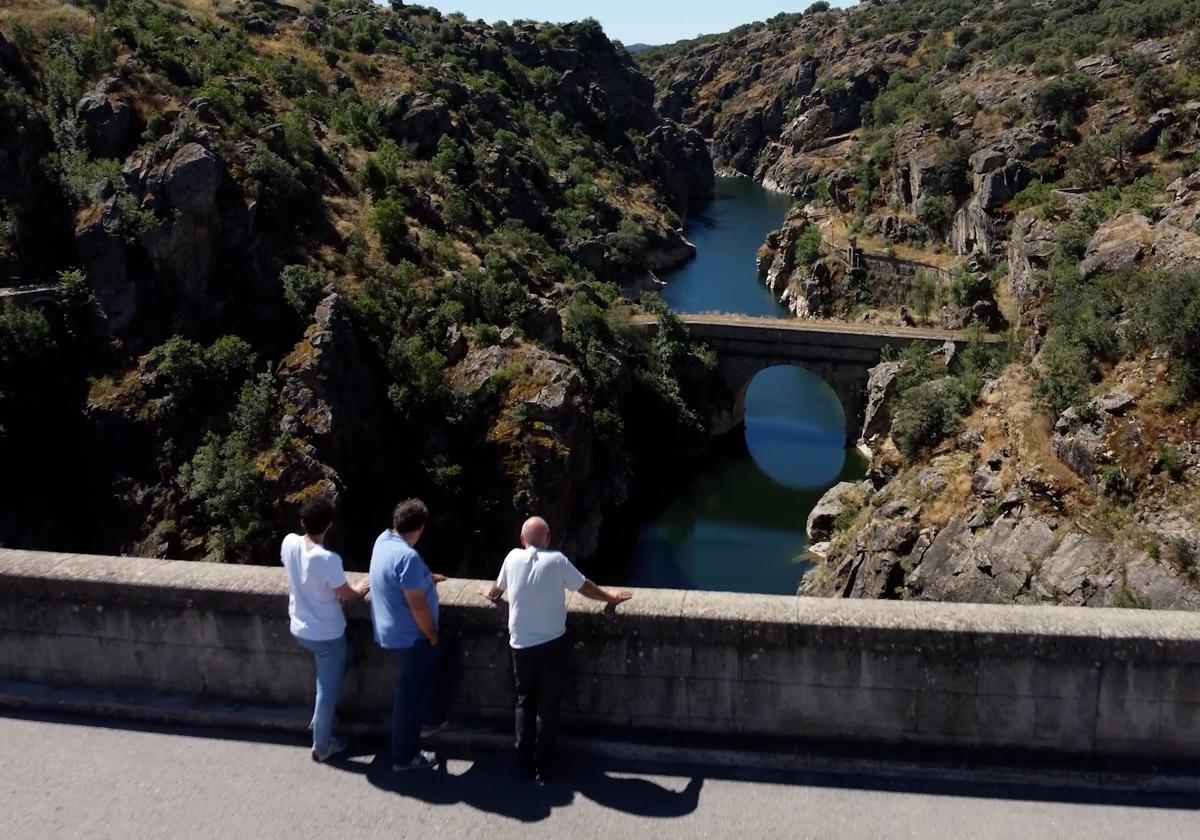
[910,273,938,321]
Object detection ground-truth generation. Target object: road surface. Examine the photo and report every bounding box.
[1,713,1195,840]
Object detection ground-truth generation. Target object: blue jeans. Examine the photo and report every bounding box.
[391,638,457,764]
[295,634,347,752]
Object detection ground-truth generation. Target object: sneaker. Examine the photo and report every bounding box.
[311,737,348,763]
[393,750,438,772]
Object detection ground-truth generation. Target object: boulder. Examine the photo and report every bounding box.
[806,481,859,542]
[976,160,1031,210]
[1150,223,1200,274]
[971,464,1002,499]
[380,91,455,156]
[278,293,384,478]
[969,147,1005,174]
[75,81,136,158]
[1079,213,1154,278]
[1034,532,1112,605]
[910,515,1059,604]
[842,518,919,599]
[522,296,563,347]
[860,360,902,442]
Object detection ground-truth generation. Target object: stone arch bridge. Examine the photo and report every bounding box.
[637,314,995,443]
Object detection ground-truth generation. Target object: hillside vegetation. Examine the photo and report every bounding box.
[0,0,715,570]
[643,0,1200,608]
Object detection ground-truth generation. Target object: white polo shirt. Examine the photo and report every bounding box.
[495,547,586,649]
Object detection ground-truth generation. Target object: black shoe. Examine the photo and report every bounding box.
[534,770,553,786]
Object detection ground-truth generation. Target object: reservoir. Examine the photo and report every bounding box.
[623,176,866,595]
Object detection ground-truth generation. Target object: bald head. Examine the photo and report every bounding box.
[520,516,550,549]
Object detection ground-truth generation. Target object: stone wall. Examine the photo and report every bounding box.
[2,549,1199,758]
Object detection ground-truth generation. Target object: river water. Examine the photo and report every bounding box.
[622,176,866,595]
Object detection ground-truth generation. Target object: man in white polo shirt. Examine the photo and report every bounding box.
[481,516,632,783]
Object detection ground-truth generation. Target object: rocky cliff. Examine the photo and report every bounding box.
[643,0,1200,609]
[0,0,716,571]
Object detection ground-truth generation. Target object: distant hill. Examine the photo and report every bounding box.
[623,42,656,53]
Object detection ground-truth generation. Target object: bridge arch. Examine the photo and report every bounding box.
[634,314,990,446]
[718,354,868,445]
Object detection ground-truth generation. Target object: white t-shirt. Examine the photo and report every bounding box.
[495,547,586,649]
[280,533,348,641]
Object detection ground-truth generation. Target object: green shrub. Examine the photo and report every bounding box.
[1156,444,1186,481]
[892,378,961,457]
[1011,180,1061,215]
[433,135,471,174]
[280,264,328,315]
[204,336,255,384]
[244,147,307,219]
[179,373,279,563]
[371,196,410,261]
[916,194,954,234]
[0,304,54,437]
[1111,585,1151,609]
[791,225,822,269]
[1031,72,1097,121]
[1132,271,1200,403]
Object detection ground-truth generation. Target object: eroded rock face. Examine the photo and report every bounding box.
[910,515,1058,603]
[453,342,608,559]
[278,293,383,484]
[75,133,257,339]
[636,122,714,215]
[1080,213,1155,278]
[1049,390,1135,491]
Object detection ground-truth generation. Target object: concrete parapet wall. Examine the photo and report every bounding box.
[2,549,1199,758]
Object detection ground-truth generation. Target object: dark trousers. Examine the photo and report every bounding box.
[512,634,569,775]
[391,638,457,764]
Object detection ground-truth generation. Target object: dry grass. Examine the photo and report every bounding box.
[0,0,93,38]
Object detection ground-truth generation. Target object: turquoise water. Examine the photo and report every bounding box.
[624,177,866,595]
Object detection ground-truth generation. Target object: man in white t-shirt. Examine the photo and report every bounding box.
[481,516,631,783]
[281,497,369,762]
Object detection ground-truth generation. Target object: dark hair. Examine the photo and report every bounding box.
[299,497,335,535]
[392,498,429,533]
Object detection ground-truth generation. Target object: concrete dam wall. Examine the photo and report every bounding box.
[1,549,1198,758]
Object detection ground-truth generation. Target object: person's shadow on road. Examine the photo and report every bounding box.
[331,750,703,823]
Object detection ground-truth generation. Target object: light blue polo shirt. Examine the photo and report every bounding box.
[369,530,439,649]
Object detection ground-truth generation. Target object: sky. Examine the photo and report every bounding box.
[422,1,857,47]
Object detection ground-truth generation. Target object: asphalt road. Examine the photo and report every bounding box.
[1,714,1196,840]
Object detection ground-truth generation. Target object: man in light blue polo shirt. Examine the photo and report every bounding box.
[369,497,451,771]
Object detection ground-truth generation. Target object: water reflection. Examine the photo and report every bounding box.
[744,367,846,490]
[624,365,863,596]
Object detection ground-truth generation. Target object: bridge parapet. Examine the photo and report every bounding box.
[2,548,1198,759]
